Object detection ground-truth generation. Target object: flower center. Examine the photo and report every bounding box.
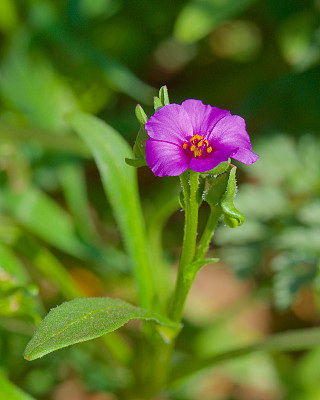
[182,134,213,158]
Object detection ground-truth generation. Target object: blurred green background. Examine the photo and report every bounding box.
[0,0,320,399]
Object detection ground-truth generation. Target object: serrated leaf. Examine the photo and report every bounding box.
[221,166,245,227]
[24,297,178,360]
[204,170,229,207]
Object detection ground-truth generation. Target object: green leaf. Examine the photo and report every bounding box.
[0,373,35,400]
[170,327,320,385]
[24,297,178,361]
[69,113,155,308]
[125,157,148,168]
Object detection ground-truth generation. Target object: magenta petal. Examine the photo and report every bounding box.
[181,99,230,136]
[145,139,190,177]
[190,150,232,173]
[232,148,260,165]
[208,115,251,150]
[145,104,193,144]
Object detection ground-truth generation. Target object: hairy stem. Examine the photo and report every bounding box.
[169,170,199,322]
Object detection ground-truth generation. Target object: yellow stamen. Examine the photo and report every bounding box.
[207,146,213,153]
[191,134,204,142]
[196,149,202,157]
[197,141,203,147]
[190,145,196,151]
[204,140,209,146]
[183,143,188,149]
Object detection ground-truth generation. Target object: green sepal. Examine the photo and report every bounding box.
[135,104,148,125]
[154,96,163,112]
[125,157,148,168]
[220,166,245,228]
[204,170,229,207]
[204,165,245,228]
[132,104,149,158]
[201,160,230,176]
[179,190,185,210]
[133,125,149,158]
[159,85,170,106]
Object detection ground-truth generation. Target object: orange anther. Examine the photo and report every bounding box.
[207,146,213,153]
[197,141,203,147]
[196,149,202,157]
[204,140,209,146]
[190,145,196,151]
[183,143,188,149]
[191,134,204,142]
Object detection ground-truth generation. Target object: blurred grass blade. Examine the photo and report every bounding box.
[0,243,41,323]
[15,234,83,299]
[69,113,155,309]
[58,163,100,243]
[24,297,178,360]
[0,186,128,273]
[170,327,320,385]
[0,123,90,157]
[0,186,89,258]
[0,243,29,283]
[125,157,147,168]
[147,183,180,309]
[0,373,35,400]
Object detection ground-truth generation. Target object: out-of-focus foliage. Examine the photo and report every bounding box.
[0,0,319,399]
[215,134,320,309]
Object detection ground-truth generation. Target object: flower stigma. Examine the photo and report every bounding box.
[183,134,213,158]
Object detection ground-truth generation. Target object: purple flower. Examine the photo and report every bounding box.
[145,99,259,177]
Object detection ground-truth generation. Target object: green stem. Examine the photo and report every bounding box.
[194,206,222,261]
[169,170,199,322]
